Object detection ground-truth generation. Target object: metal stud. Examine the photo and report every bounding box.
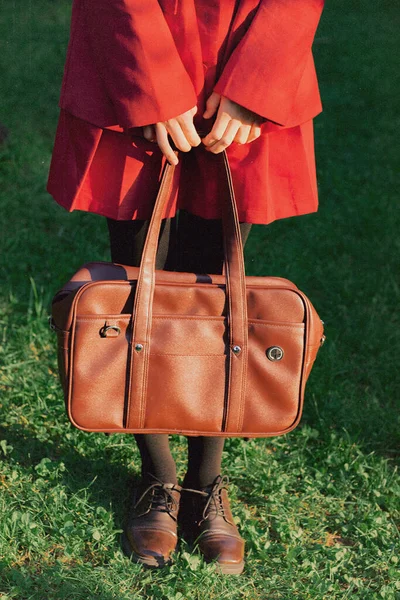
[232,345,242,355]
[266,346,284,361]
[135,343,144,352]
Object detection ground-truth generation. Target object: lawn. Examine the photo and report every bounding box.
[0,1,399,598]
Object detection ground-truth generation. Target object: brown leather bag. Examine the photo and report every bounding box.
[51,152,325,437]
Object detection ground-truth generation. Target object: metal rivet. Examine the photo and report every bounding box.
[135,343,144,352]
[232,345,241,355]
[266,346,284,361]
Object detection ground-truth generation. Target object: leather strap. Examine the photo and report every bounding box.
[125,157,177,429]
[126,151,248,433]
[220,151,248,433]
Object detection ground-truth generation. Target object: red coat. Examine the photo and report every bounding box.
[47,0,325,224]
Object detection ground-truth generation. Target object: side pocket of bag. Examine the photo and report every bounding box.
[56,329,70,408]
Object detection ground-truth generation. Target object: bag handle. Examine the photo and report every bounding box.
[125,150,248,433]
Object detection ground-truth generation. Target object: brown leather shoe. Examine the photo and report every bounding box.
[180,475,245,575]
[122,476,182,567]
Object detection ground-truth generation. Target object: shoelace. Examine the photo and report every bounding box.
[183,475,235,527]
[134,475,180,520]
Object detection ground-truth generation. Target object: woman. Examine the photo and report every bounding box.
[48,0,324,574]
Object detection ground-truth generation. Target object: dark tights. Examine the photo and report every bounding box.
[107,210,252,488]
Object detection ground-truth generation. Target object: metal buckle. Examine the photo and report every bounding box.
[99,324,121,338]
[48,316,57,331]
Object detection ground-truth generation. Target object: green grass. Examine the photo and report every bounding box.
[0,1,399,598]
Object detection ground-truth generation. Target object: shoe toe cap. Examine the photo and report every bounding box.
[198,532,245,564]
[126,528,177,562]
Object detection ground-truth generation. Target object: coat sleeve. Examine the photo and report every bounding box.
[82,0,198,129]
[213,0,325,127]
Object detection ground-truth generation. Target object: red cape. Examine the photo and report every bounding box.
[48,0,324,224]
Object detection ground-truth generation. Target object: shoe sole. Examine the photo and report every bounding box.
[215,559,245,575]
[122,532,244,574]
[120,532,173,568]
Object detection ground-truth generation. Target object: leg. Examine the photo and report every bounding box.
[106,216,177,273]
[176,211,251,574]
[108,217,182,566]
[175,209,252,276]
[184,436,226,489]
[175,210,252,488]
[107,217,178,484]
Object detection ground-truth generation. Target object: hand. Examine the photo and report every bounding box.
[143,106,201,165]
[202,92,264,153]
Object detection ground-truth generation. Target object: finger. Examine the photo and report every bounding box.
[247,123,262,143]
[155,123,179,165]
[205,120,241,154]
[143,125,156,142]
[178,115,201,147]
[202,112,231,147]
[166,120,192,152]
[203,92,221,119]
[234,124,252,145]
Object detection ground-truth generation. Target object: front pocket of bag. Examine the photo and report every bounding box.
[242,321,306,434]
[144,316,227,432]
[69,316,131,430]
